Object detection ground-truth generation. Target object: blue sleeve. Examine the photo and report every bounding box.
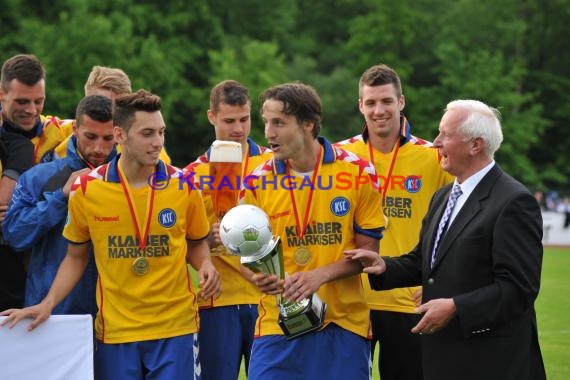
[2,168,69,252]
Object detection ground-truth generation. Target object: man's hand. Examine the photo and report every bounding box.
[411,298,456,335]
[251,273,283,295]
[208,222,222,249]
[412,288,423,307]
[0,301,54,332]
[63,168,91,198]
[344,249,386,275]
[282,270,324,303]
[197,259,221,300]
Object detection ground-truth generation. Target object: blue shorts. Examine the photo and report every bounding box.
[248,324,371,380]
[198,304,257,380]
[95,333,200,380]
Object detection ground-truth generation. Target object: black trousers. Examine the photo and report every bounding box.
[0,244,26,310]
[370,310,423,380]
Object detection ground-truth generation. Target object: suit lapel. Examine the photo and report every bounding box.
[429,165,503,272]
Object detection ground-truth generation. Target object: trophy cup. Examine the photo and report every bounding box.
[220,204,327,340]
[208,140,242,255]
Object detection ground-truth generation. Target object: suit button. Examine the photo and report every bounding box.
[427,278,435,285]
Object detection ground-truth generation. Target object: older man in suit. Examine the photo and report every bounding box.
[346,99,546,380]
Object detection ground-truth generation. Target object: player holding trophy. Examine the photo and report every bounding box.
[237,83,385,379]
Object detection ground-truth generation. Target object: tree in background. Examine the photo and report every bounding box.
[0,0,567,191]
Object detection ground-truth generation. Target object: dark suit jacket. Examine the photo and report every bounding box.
[369,164,546,380]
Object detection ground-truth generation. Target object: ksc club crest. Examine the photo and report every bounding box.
[330,196,350,217]
[404,175,422,193]
[158,208,176,228]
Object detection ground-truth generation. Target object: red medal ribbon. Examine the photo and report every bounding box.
[117,163,155,249]
[286,146,323,240]
[369,137,400,205]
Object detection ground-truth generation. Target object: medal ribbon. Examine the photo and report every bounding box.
[286,146,323,240]
[369,137,400,206]
[117,162,155,249]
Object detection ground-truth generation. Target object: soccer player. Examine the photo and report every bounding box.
[0,54,64,310]
[335,64,453,379]
[241,82,385,379]
[3,95,117,315]
[1,90,220,380]
[184,80,271,380]
[0,54,71,164]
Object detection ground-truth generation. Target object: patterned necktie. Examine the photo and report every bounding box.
[431,185,463,268]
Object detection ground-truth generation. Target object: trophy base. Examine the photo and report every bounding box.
[278,293,327,340]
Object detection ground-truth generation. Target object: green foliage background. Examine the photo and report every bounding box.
[1,0,569,192]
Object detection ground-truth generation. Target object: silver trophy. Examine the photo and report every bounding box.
[220,205,326,339]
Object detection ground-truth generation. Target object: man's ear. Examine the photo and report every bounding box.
[113,126,125,144]
[207,109,216,126]
[399,94,406,112]
[470,137,485,155]
[303,120,315,136]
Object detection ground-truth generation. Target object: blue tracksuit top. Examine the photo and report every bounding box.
[2,136,117,315]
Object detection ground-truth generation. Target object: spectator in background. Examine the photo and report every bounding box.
[534,190,546,211]
[557,196,570,229]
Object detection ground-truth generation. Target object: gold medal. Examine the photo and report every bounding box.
[293,247,311,266]
[132,257,149,275]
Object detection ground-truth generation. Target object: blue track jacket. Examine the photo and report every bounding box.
[2,137,116,315]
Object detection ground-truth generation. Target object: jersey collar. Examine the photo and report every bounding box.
[273,136,336,175]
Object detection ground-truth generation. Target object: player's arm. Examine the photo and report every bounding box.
[282,233,379,302]
[186,237,221,299]
[3,169,89,251]
[0,131,34,225]
[0,176,16,224]
[0,242,90,331]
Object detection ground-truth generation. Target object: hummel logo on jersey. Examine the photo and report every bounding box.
[95,216,120,222]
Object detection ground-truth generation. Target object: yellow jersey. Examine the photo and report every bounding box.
[64,157,209,343]
[185,138,272,308]
[336,117,453,313]
[28,115,73,163]
[242,137,385,338]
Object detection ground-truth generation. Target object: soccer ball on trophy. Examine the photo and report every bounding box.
[219,204,274,257]
[220,204,326,340]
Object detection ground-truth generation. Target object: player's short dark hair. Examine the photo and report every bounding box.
[210,80,250,114]
[260,82,322,138]
[75,95,113,126]
[359,64,402,98]
[1,54,46,92]
[113,89,161,132]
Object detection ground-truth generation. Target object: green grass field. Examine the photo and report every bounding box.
[237,247,570,380]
